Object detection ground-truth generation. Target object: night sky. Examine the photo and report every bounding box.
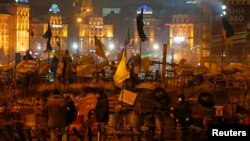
[29,0,180,18]
[29,0,73,18]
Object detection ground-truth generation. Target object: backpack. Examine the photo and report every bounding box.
[65,97,77,125]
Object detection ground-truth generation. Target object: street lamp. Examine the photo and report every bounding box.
[153,43,159,50]
[76,17,82,54]
[109,42,115,51]
[72,42,78,53]
[77,17,82,23]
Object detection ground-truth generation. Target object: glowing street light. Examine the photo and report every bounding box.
[77,17,82,23]
[109,42,115,50]
[37,44,41,50]
[222,5,226,10]
[72,42,78,51]
[153,43,159,50]
[221,5,227,16]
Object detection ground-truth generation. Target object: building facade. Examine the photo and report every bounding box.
[30,14,68,60]
[169,14,195,64]
[0,1,30,62]
[0,14,10,56]
[79,16,113,53]
[77,0,114,55]
[202,0,250,69]
[0,1,68,62]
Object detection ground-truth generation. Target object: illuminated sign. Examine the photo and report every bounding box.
[136,5,153,14]
[103,8,121,16]
[49,4,60,14]
[52,24,63,28]
[170,24,194,48]
[15,0,29,3]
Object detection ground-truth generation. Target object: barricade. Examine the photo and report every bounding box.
[68,115,84,134]
[25,114,36,129]
[240,116,250,125]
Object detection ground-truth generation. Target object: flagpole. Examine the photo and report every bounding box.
[95,54,99,82]
[139,40,142,74]
[226,44,229,65]
[220,46,224,79]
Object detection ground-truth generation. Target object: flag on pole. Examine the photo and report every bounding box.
[30,29,34,38]
[43,23,52,52]
[94,36,108,62]
[113,50,130,84]
[124,29,133,64]
[136,8,147,42]
[113,30,131,84]
[221,16,234,47]
[43,23,52,39]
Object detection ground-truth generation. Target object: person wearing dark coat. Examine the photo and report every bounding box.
[173,94,192,141]
[62,50,73,85]
[95,88,109,123]
[22,49,34,95]
[47,89,67,141]
[153,87,172,141]
[94,88,109,141]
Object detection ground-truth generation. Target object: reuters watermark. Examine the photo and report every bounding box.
[207,125,250,140]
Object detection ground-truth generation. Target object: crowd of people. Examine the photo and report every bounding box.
[43,86,196,141]
[19,49,196,141]
[46,87,109,141]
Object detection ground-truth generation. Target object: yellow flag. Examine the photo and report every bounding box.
[94,36,108,62]
[113,51,130,84]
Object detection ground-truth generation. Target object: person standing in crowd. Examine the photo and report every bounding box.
[126,53,141,90]
[173,94,192,141]
[63,94,78,140]
[153,87,172,141]
[47,89,67,141]
[85,109,95,141]
[94,88,109,141]
[23,50,34,60]
[62,50,73,85]
[22,49,35,96]
[23,49,34,60]
[63,94,77,126]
